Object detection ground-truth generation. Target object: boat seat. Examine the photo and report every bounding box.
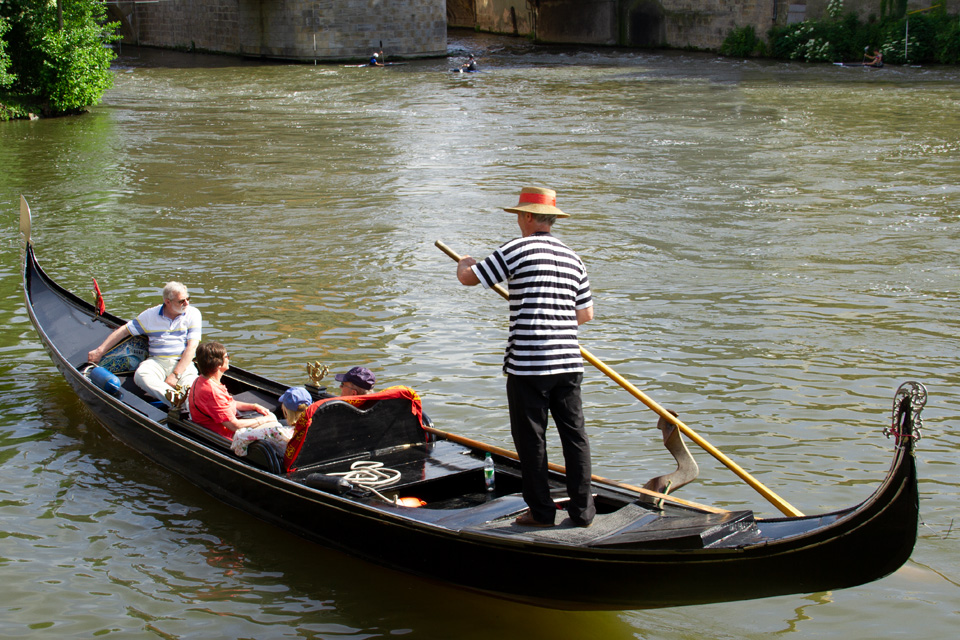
[298,439,493,506]
[285,394,430,471]
[246,440,284,474]
[166,409,284,474]
[587,509,759,549]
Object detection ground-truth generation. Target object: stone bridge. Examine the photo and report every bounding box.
[105,0,787,59]
[106,1,960,61]
[106,0,448,62]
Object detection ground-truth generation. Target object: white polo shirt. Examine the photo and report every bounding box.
[127,304,202,358]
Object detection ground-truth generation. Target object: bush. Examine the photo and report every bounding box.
[768,5,960,65]
[1,0,119,116]
[720,25,760,58]
[768,22,837,62]
[935,17,960,64]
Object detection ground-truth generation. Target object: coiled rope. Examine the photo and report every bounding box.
[328,460,401,487]
[328,461,402,504]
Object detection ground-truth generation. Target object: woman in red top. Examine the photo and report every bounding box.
[189,342,285,452]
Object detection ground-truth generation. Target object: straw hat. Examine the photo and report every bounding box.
[503,186,569,218]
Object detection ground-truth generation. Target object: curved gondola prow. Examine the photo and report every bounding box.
[862,382,925,579]
[800,381,922,584]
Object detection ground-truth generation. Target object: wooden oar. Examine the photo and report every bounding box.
[436,239,804,518]
[422,425,728,514]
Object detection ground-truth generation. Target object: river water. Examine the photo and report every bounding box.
[1,32,958,638]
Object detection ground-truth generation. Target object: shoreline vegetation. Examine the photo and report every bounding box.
[724,1,960,63]
[0,0,120,121]
[3,1,960,122]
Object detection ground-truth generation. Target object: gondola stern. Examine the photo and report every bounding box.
[20,195,32,251]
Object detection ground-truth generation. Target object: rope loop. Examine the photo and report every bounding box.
[328,460,401,488]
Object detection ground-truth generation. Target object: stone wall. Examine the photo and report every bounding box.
[537,0,619,45]
[472,0,535,35]
[801,1,960,21]
[447,0,477,27]
[116,0,447,61]
[467,1,782,50]
[659,0,773,50]
[126,0,240,52]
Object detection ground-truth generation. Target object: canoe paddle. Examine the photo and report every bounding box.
[436,239,804,517]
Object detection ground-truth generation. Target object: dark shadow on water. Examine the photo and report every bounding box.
[111,45,288,70]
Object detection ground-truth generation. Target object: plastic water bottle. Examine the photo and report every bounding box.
[483,452,495,492]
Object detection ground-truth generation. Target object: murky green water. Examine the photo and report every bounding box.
[1,34,958,639]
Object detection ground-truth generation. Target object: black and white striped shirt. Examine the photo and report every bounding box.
[472,233,592,376]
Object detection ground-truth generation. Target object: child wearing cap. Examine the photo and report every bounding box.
[279,386,312,425]
[230,386,311,457]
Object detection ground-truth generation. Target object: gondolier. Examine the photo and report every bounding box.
[87,281,201,404]
[457,186,596,528]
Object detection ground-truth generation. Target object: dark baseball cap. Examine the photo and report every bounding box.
[334,366,376,390]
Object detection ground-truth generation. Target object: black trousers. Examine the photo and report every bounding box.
[506,372,596,526]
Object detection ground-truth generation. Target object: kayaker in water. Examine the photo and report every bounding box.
[863,48,883,68]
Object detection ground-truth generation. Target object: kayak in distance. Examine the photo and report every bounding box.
[343,62,408,68]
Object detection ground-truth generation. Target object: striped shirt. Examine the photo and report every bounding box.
[472,233,592,376]
[127,304,202,357]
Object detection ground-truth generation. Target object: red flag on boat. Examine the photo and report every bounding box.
[92,278,105,315]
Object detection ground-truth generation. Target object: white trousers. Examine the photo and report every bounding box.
[134,356,199,404]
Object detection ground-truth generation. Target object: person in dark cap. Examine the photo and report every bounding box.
[335,366,376,397]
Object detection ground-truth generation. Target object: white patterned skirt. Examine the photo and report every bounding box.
[230,424,294,457]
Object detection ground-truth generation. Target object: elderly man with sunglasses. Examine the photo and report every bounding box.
[87,281,202,405]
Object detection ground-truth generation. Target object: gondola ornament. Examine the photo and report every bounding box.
[307,361,329,384]
[886,381,927,447]
[306,361,330,398]
[91,278,106,315]
[165,384,189,408]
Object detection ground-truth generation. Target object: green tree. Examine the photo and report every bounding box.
[1,0,119,115]
[0,15,15,89]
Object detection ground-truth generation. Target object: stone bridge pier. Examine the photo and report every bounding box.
[107,0,448,62]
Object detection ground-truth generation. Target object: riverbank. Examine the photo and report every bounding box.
[0,93,38,121]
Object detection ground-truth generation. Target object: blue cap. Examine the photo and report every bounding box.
[279,387,312,411]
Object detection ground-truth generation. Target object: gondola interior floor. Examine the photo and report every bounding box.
[476,503,761,549]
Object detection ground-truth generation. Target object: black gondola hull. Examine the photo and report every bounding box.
[22,226,920,610]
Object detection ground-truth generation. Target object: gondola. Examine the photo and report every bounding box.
[19,197,924,610]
